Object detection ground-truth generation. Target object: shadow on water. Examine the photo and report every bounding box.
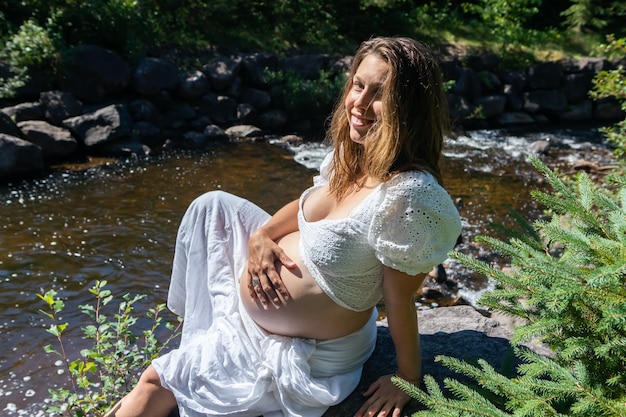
[0,127,616,415]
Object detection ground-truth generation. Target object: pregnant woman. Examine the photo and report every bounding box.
[106,36,462,417]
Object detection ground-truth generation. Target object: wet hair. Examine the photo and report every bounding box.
[325,36,449,199]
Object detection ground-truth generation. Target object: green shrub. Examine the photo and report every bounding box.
[267,68,347,129]
[397,157,626,416]
[0,18,62,98]
[38,280,182,417]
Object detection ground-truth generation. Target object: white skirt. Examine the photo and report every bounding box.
[152,191,377,417]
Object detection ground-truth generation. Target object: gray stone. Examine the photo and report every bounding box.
[60,45,131,102]
[131,57,179,96]
[236,103,258,125]
[280,54,332,80]
[473,95,507,118]
[242,88,272,111]
[447,93,472,121]
[497,112,535,125]
[593,98,625,120]
[451,67,482,101]
[0,110,23,138]
[259,110,288,130]
[527,62,562,90]
[202,56,242,91]
[176,70,210,100]
[241,52,279,88]
[523,90,568,113]
[0,133,44,177]
[225,124,263,138]
[17,120,77,160]
[64,104,132,147]
[40,90,83,126]
[203,124,229,141]
[559,100,593,121]
[1,102,43,122]
[564,72,593,103]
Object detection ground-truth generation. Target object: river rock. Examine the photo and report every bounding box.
[236,103,258,125]
[564,72,594,103]
[176,70,210,101]
[0,133,44,177]
[203,124,229,141]
[465,53,500,72]
[17,120,77,160]
[280,54,332,80]
[450,67,482,101]
[131,57,179,96]
[1,101,44,122]
[558,100,593,121]
[63,104,132,147]
[225,124,263,139]
[202,56,242,91]
[523,89,568,114]
[39,90,83,126]
[242,88,272,111]
[473,95,507,118]
[0,110,23,138]
[497,111,535,125]
[59,45,131,102]
[527,62,562,90]
[593,98,626,120]
[241,52,279,88]
[129,99,162,126]
[258,110,288,130]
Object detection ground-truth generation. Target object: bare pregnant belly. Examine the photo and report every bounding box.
[239,231,373,340]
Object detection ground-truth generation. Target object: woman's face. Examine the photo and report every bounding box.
[345,54,388,145]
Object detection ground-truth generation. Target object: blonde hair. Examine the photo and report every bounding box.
[325,37,449,199]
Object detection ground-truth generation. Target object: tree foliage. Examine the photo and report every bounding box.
[399,154,626,416]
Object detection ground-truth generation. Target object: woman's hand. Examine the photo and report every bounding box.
[246,228,295,309]
[353,374,412,417]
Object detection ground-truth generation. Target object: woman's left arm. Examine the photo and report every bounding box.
[354,266,427,417]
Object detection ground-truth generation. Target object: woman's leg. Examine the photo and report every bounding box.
[105,365,177,417]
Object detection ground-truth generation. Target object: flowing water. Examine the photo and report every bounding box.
[0,127,614,416]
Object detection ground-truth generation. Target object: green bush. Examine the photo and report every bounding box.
[267,68,347,129]
[397,156,626,416]
[38,281,182,417]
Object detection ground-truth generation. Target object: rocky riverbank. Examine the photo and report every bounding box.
[0,43,624,179]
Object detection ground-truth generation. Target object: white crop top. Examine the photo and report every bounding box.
[298,152,462,312]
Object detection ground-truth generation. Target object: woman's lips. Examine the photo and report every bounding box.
[351,114,372,128]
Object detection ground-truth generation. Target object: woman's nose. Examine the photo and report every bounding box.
[354,91,370,109]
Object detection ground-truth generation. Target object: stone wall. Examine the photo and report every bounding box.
[0,44,624,178]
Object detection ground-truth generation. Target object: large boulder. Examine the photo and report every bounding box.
[0,133,44,178]
[17,120,77,160]
[202,56,242,91]
[131,57,179,96]
[39,90,83,126]
[63,104,132,147]
[0,110,23,138]
[60,45,131,102]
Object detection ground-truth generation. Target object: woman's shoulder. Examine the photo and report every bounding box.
[383,169,443,195]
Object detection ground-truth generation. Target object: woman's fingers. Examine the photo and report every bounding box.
[250,270,284,309]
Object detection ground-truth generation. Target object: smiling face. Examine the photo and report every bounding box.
[345,54,388,145]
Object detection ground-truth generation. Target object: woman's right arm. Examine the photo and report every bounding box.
[246,198,299,308]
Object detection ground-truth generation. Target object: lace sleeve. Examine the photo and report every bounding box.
[368,171,462,275]
[312,151,333,186]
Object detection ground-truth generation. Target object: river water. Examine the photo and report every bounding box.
[0,126,614,416]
